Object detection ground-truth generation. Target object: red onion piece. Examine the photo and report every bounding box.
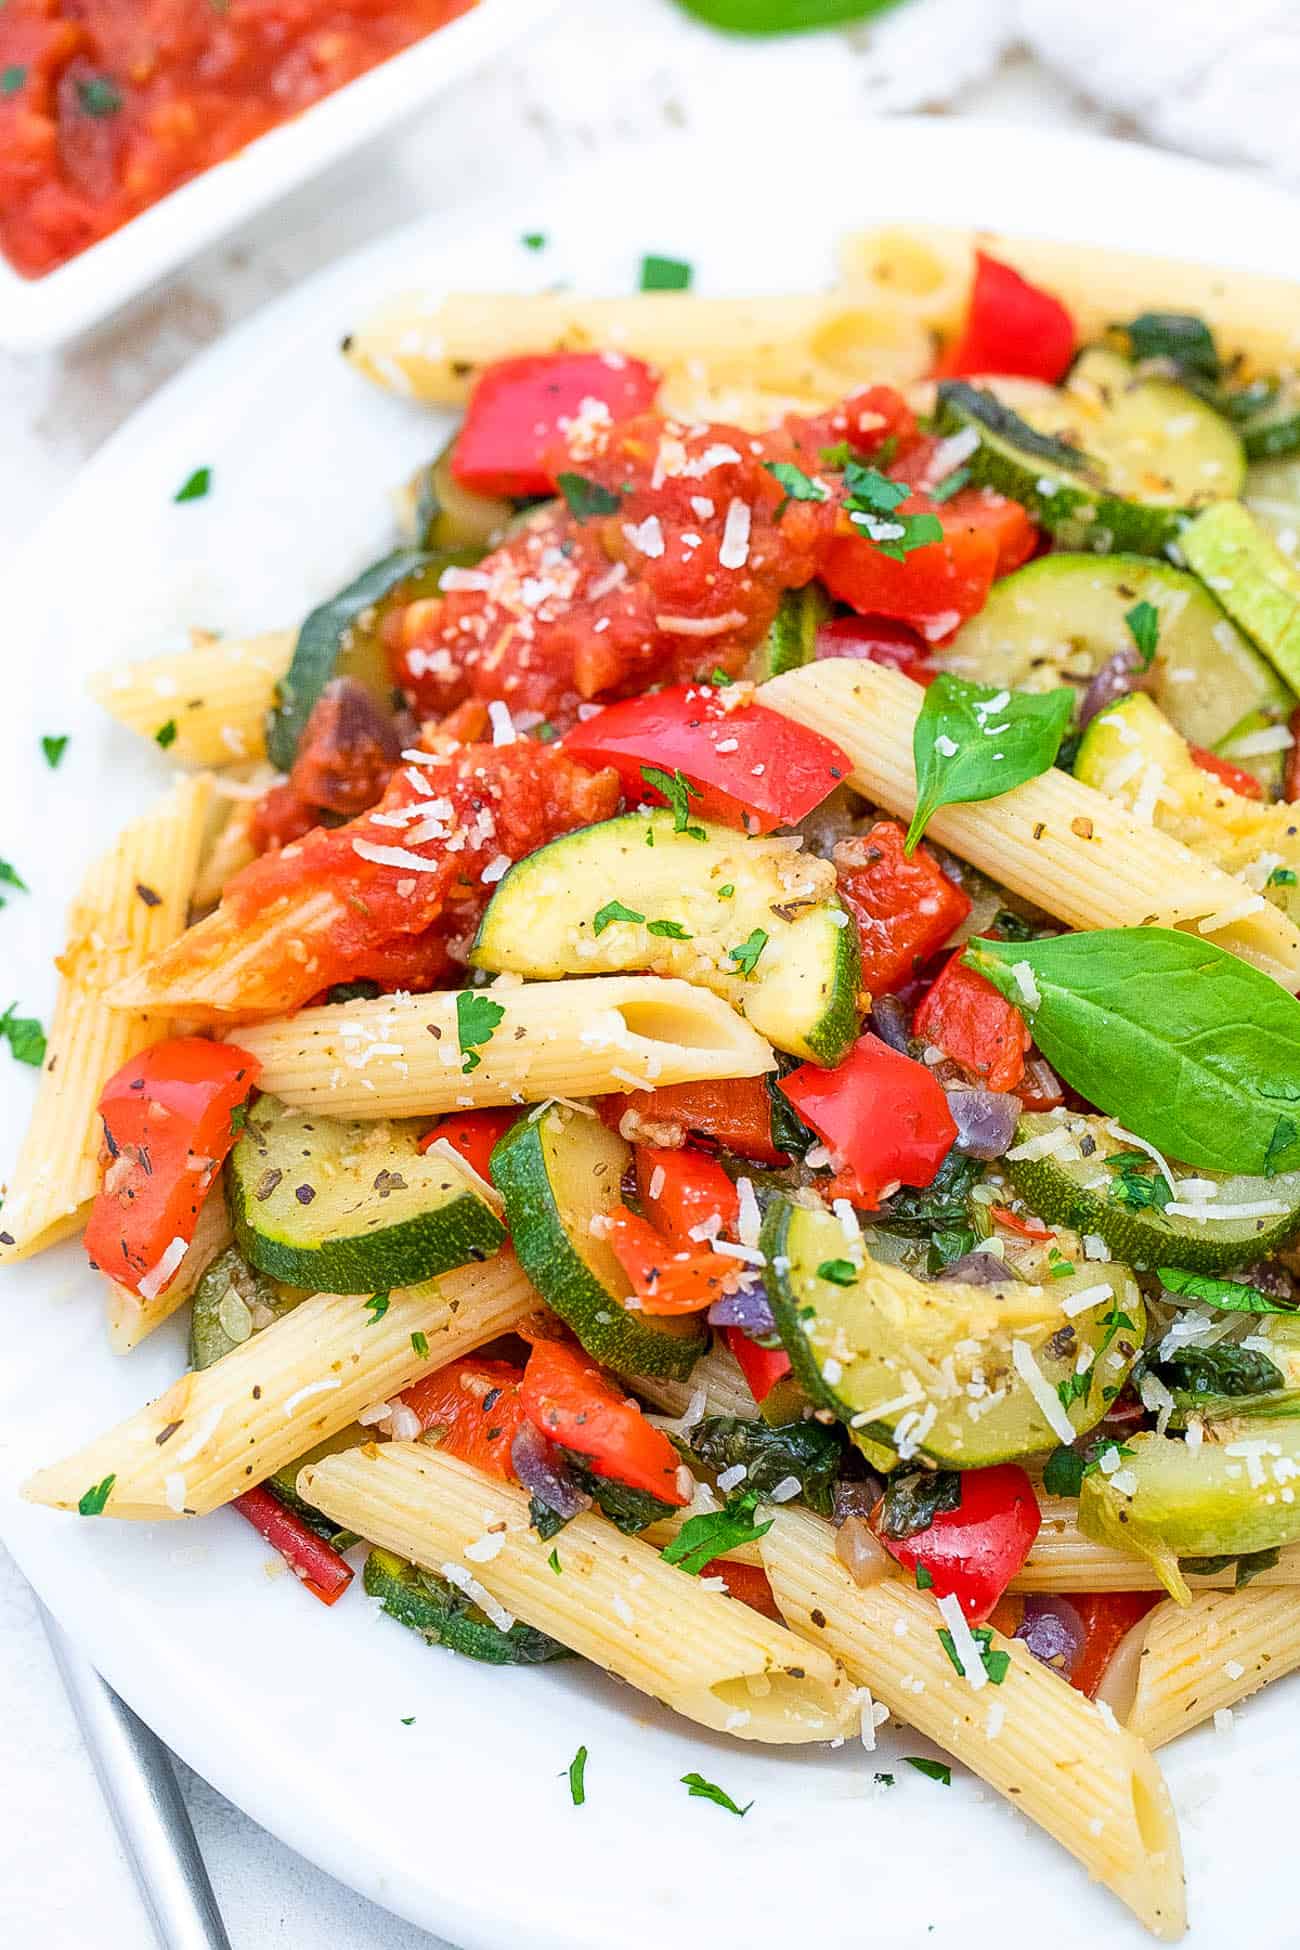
[832,1477,885,1525]
[945,1087,1020,1159]
[834,1514,894,1587]
[510,1422,592,1522]
[868,994,911,1053]
[1014,1594,1086,1680]
[938,1251,1010,1286]
[708,1280,778,1337]
[1078,647,1155,730]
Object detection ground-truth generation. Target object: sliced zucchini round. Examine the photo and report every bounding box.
[1006,1111,1300,1273]
[762,1198,1143,1466]
[747,584,831,682]
[1181,500,1300,700]
[490,1105,706,1378]
[401,438,516,553]
[471,810,861,1066]
[937,553,1292,788]
[228,1096,505,1292]
[363,1547,570,1664]
[188,1244,304,1371]
[1245,450,1300,549]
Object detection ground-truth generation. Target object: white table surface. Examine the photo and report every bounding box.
[0,4,1120,1944]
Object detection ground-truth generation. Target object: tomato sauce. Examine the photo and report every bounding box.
[0,0,475,279]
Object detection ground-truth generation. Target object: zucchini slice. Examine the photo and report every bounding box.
[938,553,1292,788]
[228,1096,505,1292]
[363,1547,570,1664]
[399,439,516,553]
[1181,500,1300,697]
[747,584,830,681]
[1078,1418,1300,1603]
[937,348,1245,556]
[1006,1110,1300,1273]
[762,1198,1143,1467]
[471,811,860,1066]
[188,1244,304,1370]
[490,1105,706,1379]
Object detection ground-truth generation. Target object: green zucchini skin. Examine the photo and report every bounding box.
[491,1107,706,1379]
[188,1245,303,1371]
[749,583,830,680]
[363,1548,570,1664]
[1182,501,1300,698]
[227,1096,505,1293]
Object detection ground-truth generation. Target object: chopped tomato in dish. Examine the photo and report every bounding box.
[873,1464,1041,1624]
[600,1076,789,1165]
[912,951,1032,1091]
[1069,1593,1160,1698]
[833,821,971,994]
[398,1356,528,1481]
[519,1339,687,1504]
[635,1145,739,1247]
[821,486,1035,643]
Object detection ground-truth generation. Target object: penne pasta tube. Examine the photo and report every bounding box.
[104,1189,233,1355]
[108,886,350,1023]
[761,659,1300,987]
[0,774,214,1263]
[1123,1588,1300,1749]
[1014,1497,1300,1592]
[631,1337,758,1421]
[299,1442,856,1744]
[760,1506,1186,1942]
[89,632,295,769]
[344,289,931,407]
[840,224,1300,376]
[226,977,774,1118]
[21,1253,535,1520]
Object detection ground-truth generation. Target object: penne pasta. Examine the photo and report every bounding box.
[761,659,1300,987]
[104,1188,233,1355]
[344,289,931,408]
[631,1338,758,1421]
[1124,1588,1300,1749]
[760,1506,1186,1941]
[0,774,213,1263]
[22,1253,535,1519]
[1015,1498,1300,1592]
[107,885,351,1023]
[89,632,294,769]
[299,1441,857,1744]
[224,977,774,1118]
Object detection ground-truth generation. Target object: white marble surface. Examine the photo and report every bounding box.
[0,2,1200,1944]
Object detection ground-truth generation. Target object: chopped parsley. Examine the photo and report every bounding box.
[1107,1152,1171,1212]
[548,1547,562,1574]
[874,1772,896,1788]
[1056,1369,1090,1413]
[842,461,943,561]
[78,1474,116,1516]
[728,928,768,977]
[365,1292,390,1323]
[646,918,692,940]
[1125,600,1160,668]
[708,667,733,686]
[717,883,734,898]
[521,231,547,251]
[763,461,829,520]
[1,1003,46,1068]
[174,466,211,504]
[400,1716,416,1726]
[1,66,27,95]
[556,471,620,521]
[915,1563,934,1590]
[535,721,558,743]
[1268,866,1298,888]
[155,719,178,749]
[928,465,972,504]
[1042,1443,1085,1497]
[0,860,28,894]
[593,898,645,936]
[568,1745,588,1806]
[640,764,705,839]
[456,989,505,1073]
[680,1771,751,1817]
[40,735,69,769]
[411,1331,430,1358]
[819,441,854,468]
[937,1624,1010,1686]
[229,1102,248,1135]
[640,254,692,292]
[817,1258,858,1286]
[904,1756,951,1786]
[661,1495,773,1576]
[76,76,122,117]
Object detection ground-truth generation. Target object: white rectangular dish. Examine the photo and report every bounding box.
[0,0,555,353]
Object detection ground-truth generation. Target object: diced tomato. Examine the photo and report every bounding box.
[1069,1593,1160,1699]
[815,614,939,684]
[250,780,316,856]
[945,486,1039,577]
[989,1204,1054,1242]
[450,353,659,497]
[1189,744,1265,801]
[912,951,1031,1091]
[418,1108,520,1184]
[833,821,972,994]
[783,385,920,468]
[397,1356,528,1480]
[724,1325,792,1405]
[519,1339,686,1503]
[936,251,1076,385]
[697,1558,783,1621]
[599,1076,789,1165]
[635,1145,739,1247]
[288,678,401,816]
[874,1464,1041,1624]
[606,1203,737,1316]
[820,488,1033,644]
[84,1039,260,1295]
[562,685,849,835]
[233,1487,353,1607]
[778,1033,957,1208]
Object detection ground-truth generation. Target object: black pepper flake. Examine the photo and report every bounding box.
[427,1023,441,1039]
[295,1184,316,1204]
[0,1231,13,1247]
[254,1168,282,1201]
[252,1385,262,1400]
[155,1421,181,1445]
[373,1169,407,1197]
[135,882,162,907]
[482,1387,502,1415]
[130,1077,145,1090]
[810,1608,827,1629]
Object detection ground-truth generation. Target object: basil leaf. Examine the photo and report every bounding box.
[1125,600,1159,668]
[963,928,1300,1176]
[876,1469,960,1540]
[906,674,1073,852]
[660,1494,773,1576]
[1157,1343,1285,1401]
[676,1415,842,1517]
[556,472,620,521]
[1157,1265,1300,1316]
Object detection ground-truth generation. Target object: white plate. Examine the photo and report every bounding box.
[4,119,1300,1950]
[0,0,555,351]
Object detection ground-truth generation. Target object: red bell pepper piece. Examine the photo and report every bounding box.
[600,1077,789,1165]
[815,613,939,684]
[635,1145,739,1247]
[937,251,1076,385]
[778,1033,957,1208]
[724,1325,792,1405]
[450,353,659,498]
[233,1486,354,1606]
[912,950,1032,1091]
[562,685,849,835]
[946,485,1039,577]
[606,1203,738,1316]
[418,1108,520,1183]
[821,487,1035,644]
[697,1558,784,1621]
[1189,744,1265,801]
[834,820,972,994]
[520,1339,687,1503]
[988,1204,1054,1242]
[1069,1592,1160,1698]
[398,1356,528,1480]
[873,1464,1041,1624]
[85,1038,260,1296]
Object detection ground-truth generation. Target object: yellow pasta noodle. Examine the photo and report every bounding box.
[761,659,1300,986]
[299,1442,856,1744]
[22,1253,535,1519]
[0,774,213,1262]
[89,632,294,768]
[1123,1588,1300,1749]
[225,977,774,1118]
[631,1337,758,1421]
[1015,1497,1300,1592]
[760,1506,1186,1940]
[104,1189,233,1355]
